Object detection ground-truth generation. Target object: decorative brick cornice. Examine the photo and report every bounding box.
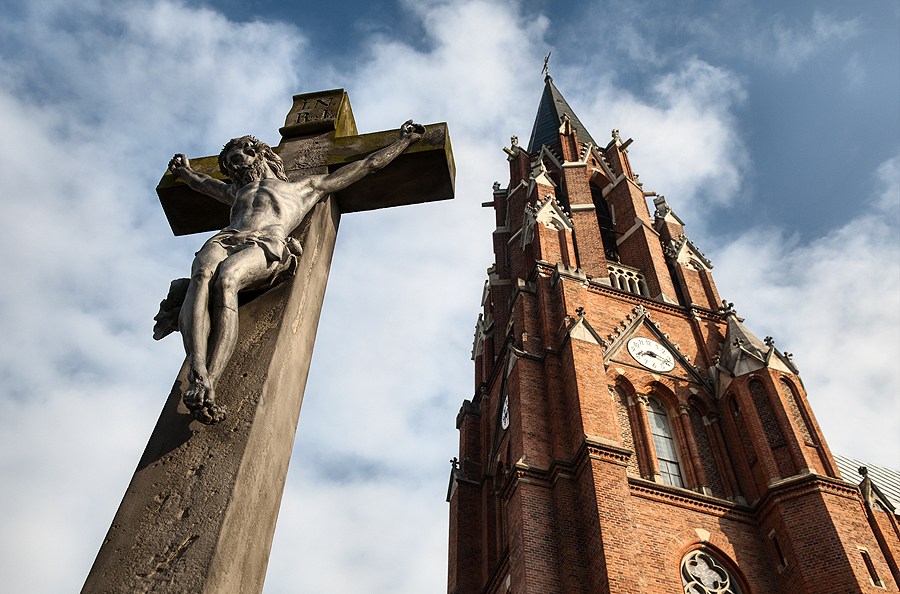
[529,259,558,283]
[585,277,728,322]
[755,472,863,521]
[496,435,633,500]
[455,399,481,429]
[628,477,757,524]
[447,467,481,502]
[583,437,632,467]
[549,262,588,287]
[497,460,554,499]
[506,179,528,199]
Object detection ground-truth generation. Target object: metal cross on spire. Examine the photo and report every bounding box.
[542,51,551,79]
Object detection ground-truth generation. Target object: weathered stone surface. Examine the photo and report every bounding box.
[81,196,339,594]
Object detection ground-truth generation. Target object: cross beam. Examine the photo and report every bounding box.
[82,89,454,594]
[157,89,454,235]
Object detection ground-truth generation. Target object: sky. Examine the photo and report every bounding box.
[0,0,897,592]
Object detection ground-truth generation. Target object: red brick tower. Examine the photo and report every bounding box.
[447,75,900,594]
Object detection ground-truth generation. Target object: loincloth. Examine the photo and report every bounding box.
[153,230,303,340]
[202,228,303,284]
[206,228,302,264]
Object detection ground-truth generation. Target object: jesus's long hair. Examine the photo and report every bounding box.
[218,136,288,187]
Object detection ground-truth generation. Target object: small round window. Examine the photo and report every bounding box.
[681,549,743,594]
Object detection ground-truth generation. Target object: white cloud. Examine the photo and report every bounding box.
[758,11,861,73]
[577,3,862,76]
[873,154,899,213]
[666,5,862,74]
[712,154,900,469]
[349,0,548,134]
[576,58,749,224]
[266,476,448,593]
[844,53,866,91]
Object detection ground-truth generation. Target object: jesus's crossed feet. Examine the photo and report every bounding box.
[184,370,227,425]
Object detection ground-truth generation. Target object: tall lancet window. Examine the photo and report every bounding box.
[647,398,683,487]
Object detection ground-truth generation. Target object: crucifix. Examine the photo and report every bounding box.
[81,89,454,594]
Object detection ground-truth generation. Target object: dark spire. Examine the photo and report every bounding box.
[526,75,596,153]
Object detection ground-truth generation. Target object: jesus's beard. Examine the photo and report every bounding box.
[229,157,267,188]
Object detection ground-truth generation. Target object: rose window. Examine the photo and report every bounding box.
[681,550,742,594]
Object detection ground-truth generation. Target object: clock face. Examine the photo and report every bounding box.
[627,337,676,372]
[500,395,510,430]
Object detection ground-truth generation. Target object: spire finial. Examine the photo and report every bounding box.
[541,52,552,81]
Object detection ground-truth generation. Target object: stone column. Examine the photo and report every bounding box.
[677,404,710,494]
[762,373,817,476]
[705,413,740,500]
[733,379,781,487]
[633,394,661,482]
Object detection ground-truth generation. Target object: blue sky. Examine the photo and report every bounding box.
[0,1,897,593]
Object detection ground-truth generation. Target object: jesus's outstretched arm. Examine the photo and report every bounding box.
[169,154,235,206]
[312,120,424,196]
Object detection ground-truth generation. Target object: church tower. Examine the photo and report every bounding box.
[447,75,900,594]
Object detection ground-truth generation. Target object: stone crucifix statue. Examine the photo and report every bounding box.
[83,89,453,594]
[160,120,425,423]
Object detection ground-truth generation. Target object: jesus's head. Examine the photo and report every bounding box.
[218,136,288,187]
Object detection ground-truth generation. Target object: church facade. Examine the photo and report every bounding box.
[447,76,900,594]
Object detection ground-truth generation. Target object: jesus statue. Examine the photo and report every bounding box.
[160,120,425,423]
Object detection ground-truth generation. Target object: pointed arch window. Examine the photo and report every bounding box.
[681,549,743,593]
[590,182,620,262]
[646,398,684,487]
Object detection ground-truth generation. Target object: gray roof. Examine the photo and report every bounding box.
[834,454,900,511]
[527,76,597,153]
[715,314,796,388]
[719,315,770,374]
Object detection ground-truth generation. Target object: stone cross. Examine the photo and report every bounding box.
[81,89,454,594]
